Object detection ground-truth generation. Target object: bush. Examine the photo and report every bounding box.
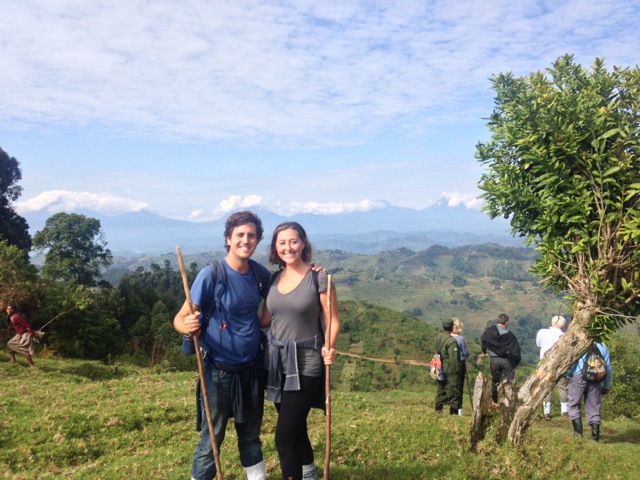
[603,332,640,420]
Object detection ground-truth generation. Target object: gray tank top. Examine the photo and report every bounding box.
[266,269,328,376]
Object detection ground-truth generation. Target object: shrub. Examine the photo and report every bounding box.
[602,332,640,420]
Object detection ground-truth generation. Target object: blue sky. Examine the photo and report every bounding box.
[2,1,639,222]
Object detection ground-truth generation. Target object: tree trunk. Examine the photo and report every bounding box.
[506,302,595,445]
[470,373,494,451]
[470,373,518,450]
[469,301,596,448]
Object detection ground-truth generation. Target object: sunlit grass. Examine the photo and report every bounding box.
[2,355,639,479]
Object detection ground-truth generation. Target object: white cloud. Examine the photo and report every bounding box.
[15,190,148,215]
[187,194,388,220]
[188,209,203,220]
[274,199,387,216]
[1,1,638,146]
[211,195,264,217]
[440,192,481,209]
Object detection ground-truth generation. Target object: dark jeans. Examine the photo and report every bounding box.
[191,363,264,480]
[274,374,323,480]
[489,356,515,402]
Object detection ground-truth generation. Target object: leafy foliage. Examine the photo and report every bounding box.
[33,213,113,286]
[477,55,640,337]
[0,239,39,308]
[0,147,31,251]
[603,332,640,419]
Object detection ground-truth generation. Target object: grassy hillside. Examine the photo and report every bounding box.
[313,245,563,329]
[2,355,639,479]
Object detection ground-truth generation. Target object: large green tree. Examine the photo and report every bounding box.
[0,147,31,252]
[0,239,39,309]
[33,212,113,286]
[476,55,640,444]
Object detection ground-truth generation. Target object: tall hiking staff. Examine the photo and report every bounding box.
[176,246,223,480]
[465,368,474,411]
[324,274,333,480]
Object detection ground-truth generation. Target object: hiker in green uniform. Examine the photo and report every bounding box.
[434,318,462,415]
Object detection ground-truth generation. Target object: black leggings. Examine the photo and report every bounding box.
[275,374,323,480]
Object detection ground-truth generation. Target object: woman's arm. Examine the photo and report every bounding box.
[259,305,272,328]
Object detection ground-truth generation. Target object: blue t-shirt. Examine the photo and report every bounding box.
[190,259,271,365]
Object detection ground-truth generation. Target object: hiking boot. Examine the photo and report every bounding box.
[561,412,569,418]
[544,413,551,421]
[590,423,600,442]
[572,418,583,438]
[449,407,458,415]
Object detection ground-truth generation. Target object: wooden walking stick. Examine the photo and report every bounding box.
[176,246,223,480]
[465,367,474,411]
[324,274,333,480]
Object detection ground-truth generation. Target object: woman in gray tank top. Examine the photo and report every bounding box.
[260,221,340,480]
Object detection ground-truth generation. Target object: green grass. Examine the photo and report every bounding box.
[2,355,639,479]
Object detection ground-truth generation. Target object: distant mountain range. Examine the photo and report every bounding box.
[23,199,521,256]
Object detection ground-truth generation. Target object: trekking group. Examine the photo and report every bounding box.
[432,310,612,444]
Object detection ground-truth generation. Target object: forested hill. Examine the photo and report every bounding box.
[103,243,566,366]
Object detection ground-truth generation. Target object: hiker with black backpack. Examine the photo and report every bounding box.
[174,211,272,480]
[566,341,612,442]
[434,318,462,415]
[260,222,340,480]
[175,212,326,480]
[480,313,521,403]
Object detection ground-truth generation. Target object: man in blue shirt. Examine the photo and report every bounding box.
[566,342,612,442]
[174,211,272,480]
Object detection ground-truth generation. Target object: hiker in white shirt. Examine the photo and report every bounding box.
[536,315,570,419]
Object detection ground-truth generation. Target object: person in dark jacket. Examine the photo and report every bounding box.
[481,313,521,403]
[434,318,462,415]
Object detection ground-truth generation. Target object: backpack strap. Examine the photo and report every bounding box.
[248,259,265,298]
[202,260,227,327]
[205,259,269,323]
[311,269,326,335]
